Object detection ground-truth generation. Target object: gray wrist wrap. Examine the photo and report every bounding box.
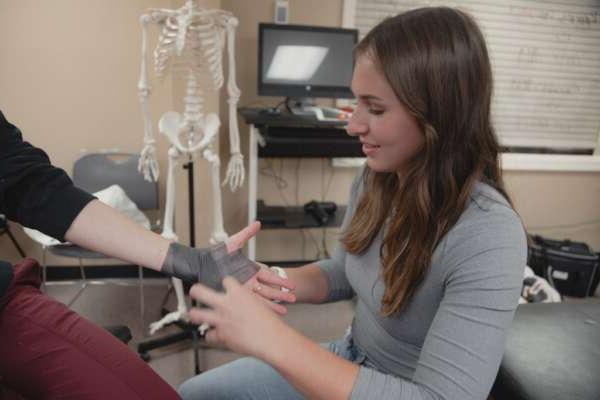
[161,242,259,291]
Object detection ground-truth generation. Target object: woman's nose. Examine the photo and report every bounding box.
[345,113,368,137]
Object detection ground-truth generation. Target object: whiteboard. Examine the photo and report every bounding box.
[353,0,600,151]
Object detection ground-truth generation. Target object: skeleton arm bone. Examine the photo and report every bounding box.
[138,14,160,182]
[222,15,245,192]
[139,8,186,182]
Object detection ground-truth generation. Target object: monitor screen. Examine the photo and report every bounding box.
[258,23,358,99]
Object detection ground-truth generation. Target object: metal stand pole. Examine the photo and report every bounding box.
[137,158,203,375]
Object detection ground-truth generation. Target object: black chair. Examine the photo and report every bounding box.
[105,325,133,344]
[0,214,26,258]
[492,301,600,400]
[24,152,158,327]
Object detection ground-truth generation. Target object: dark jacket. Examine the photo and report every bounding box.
[0,110,95,298]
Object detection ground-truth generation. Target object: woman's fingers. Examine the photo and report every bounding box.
[189,307,218,326]
[253,281,296,303]
[189,282,224,307]
[256,268,296,291]
[225,221,261,253]
[252,289,288,315]
[263,298,288,315]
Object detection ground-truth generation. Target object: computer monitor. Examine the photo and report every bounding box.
[258,23,358,100]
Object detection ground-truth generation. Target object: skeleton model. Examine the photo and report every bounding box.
[137,0,244,334]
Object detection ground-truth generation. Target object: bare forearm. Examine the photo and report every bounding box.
[64,200,170,271]
[262,324,359,400]
[284,263,329,303]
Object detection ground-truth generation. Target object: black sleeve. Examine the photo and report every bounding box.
[0,111,95,241]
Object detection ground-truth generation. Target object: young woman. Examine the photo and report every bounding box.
[179,6,527,400]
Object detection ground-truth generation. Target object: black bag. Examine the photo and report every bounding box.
[528,235,600,297]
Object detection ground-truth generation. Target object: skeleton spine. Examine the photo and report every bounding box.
[184,73,204,123]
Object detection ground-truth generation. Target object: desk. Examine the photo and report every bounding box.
[239,107,362,260]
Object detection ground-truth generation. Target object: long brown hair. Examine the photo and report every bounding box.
[342,7,513,316]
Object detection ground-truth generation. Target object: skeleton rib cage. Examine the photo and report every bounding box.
[153,10,227,90]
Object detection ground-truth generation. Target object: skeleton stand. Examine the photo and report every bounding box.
[137,159,202,372]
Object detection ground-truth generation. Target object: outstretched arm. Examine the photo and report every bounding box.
[64,199,169,271]
[66,204,294,313]
[64,201,266,279]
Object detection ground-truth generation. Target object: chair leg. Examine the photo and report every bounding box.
[67,258,87,307]
[6,226,26,258]
[41,248,48,293]
[78,257,87,282]
[139,265,146,334]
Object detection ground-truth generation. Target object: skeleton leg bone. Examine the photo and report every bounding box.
[149,278,189,335]
[197,146,229,334]
[160,146,181,241]
[203,147,228,244]
[148,146,190,334]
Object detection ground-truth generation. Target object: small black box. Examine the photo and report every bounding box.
[528,235,600,297]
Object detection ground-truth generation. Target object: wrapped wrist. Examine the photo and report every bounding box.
[160,242,259,291]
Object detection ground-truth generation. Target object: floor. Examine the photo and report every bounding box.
[45,275,600,392]
[45,278,355,390]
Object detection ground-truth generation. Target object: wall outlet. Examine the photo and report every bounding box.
[275,0,289,24]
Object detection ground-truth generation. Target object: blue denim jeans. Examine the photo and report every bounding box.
[179,329,370,400]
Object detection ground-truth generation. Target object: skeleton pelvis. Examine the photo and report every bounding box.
[158,110,220,153]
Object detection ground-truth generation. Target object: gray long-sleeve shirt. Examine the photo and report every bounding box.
[317,171,526,400]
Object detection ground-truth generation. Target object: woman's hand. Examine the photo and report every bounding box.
[189,277,291,358]
[243,266,296,315]
[245,263,295,305]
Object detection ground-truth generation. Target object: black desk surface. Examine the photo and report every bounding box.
[239,107,348,128]
[238,107,362,158]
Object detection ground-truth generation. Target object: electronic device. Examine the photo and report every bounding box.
[274,0,289,24]
[258,23,358,101]
[258,107,281,116]
[303,200,337,226]
[291,106,350,121]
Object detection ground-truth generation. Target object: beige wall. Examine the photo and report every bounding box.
[1,0,598,266]
[505,171,600,250]
[219,0,358,262]
[0,0,220,264]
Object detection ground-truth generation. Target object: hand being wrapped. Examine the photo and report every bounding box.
[160,221,295,315]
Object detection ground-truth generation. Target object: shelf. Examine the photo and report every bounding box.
[257,201,346,229]
[241,110,357,260]
[258,136,362,158]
